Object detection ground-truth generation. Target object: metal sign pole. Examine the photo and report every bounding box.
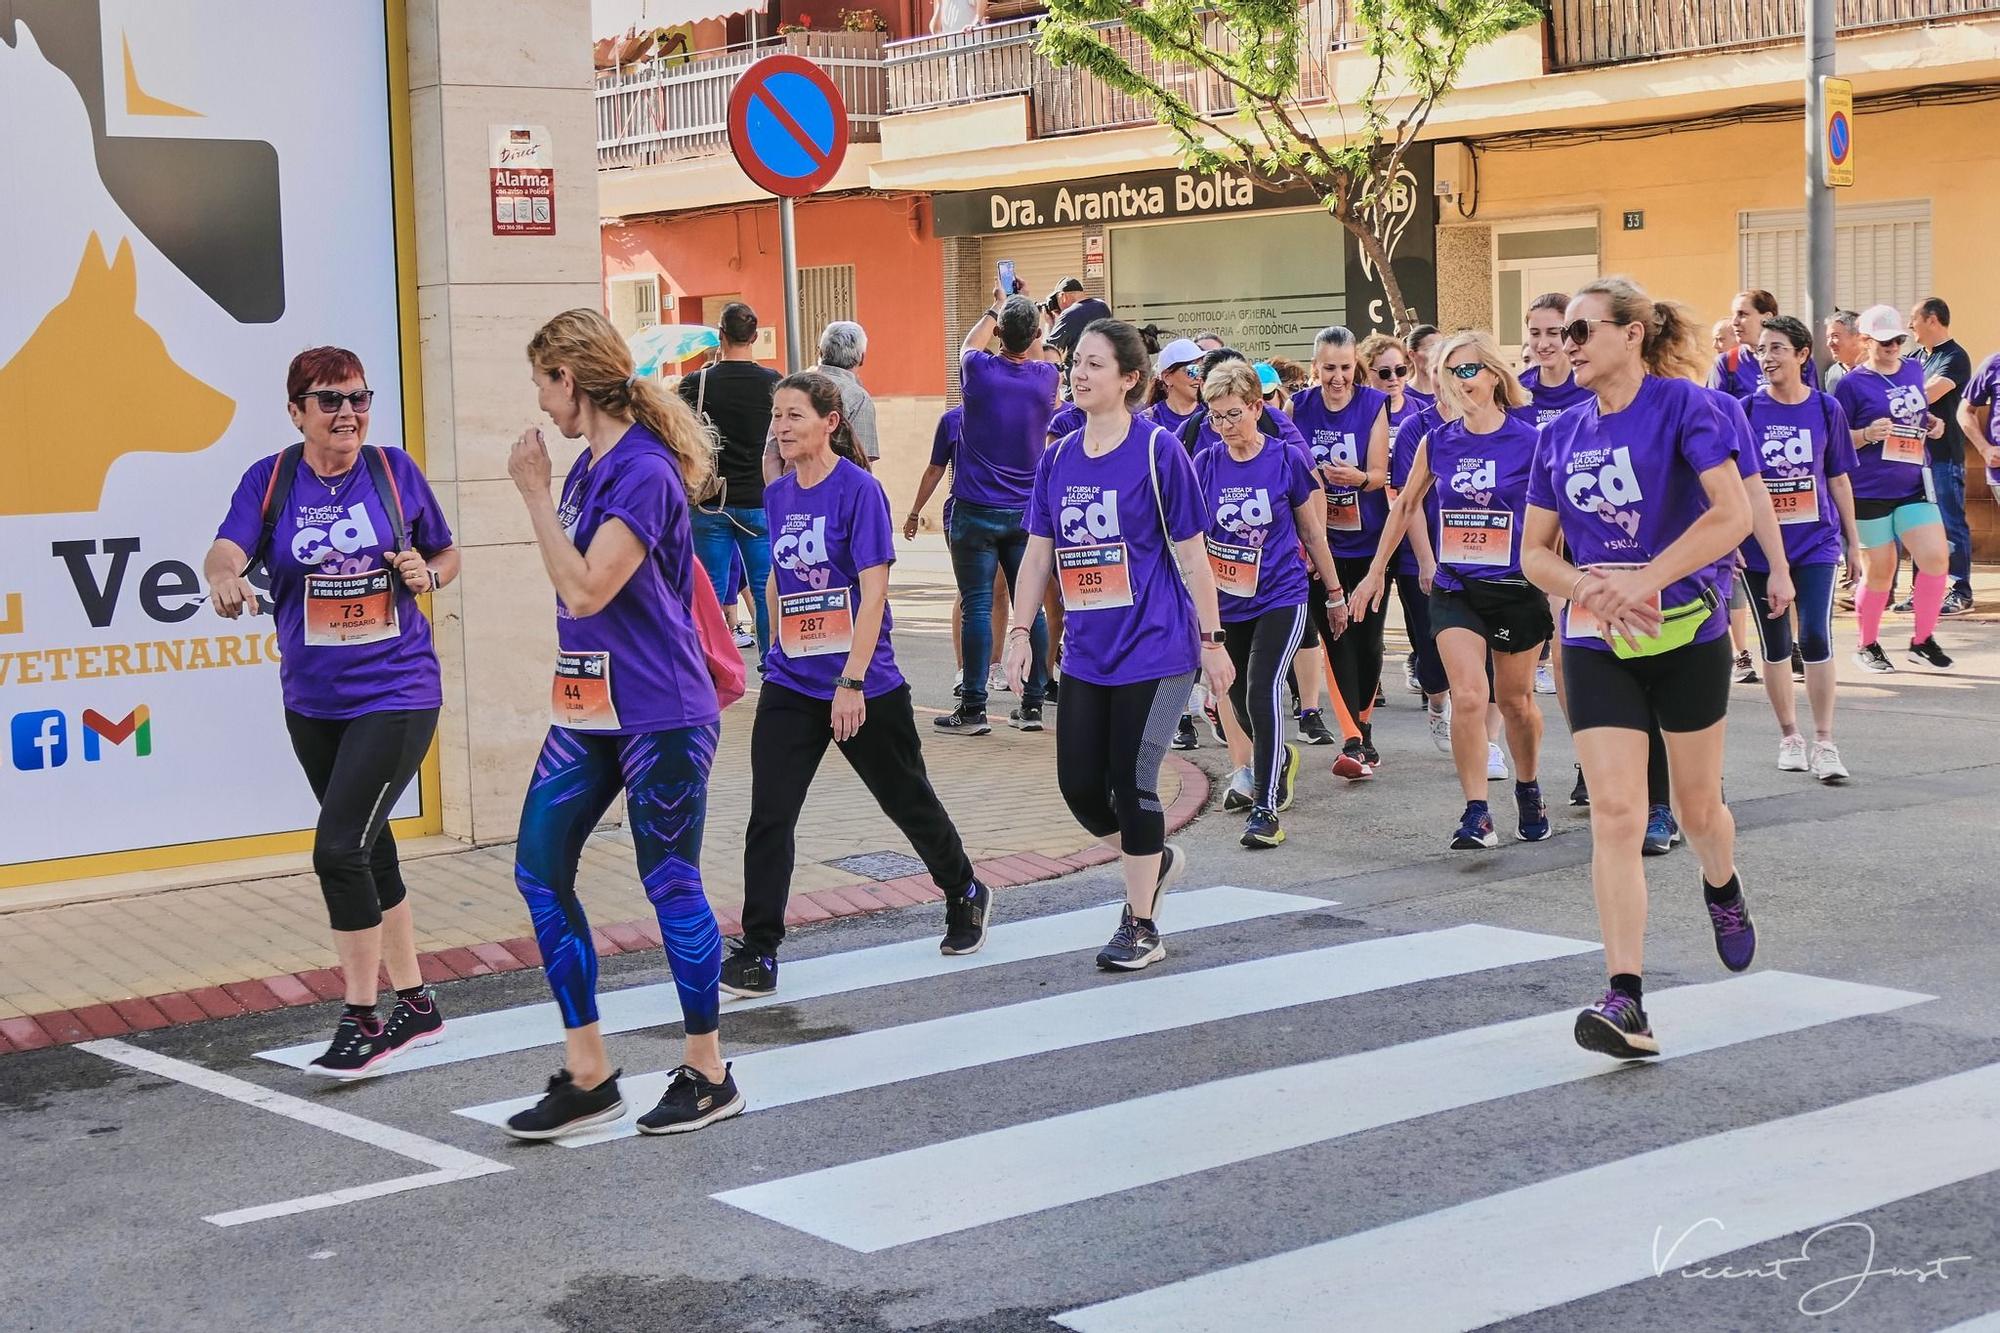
[1805,0,1836,373]
[780,194,802,373]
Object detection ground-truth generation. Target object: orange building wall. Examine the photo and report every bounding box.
[604,193,945,397]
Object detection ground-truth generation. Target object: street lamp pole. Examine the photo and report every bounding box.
[1805,0,1836,372]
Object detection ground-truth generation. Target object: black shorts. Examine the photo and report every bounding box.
[1562,633,1733,734]
[1429,578,1552,654]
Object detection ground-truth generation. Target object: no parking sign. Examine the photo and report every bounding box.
[726,55,850,198]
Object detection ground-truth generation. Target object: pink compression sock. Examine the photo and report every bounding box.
[1856,586,1891,648]
[1912,572,1948,645]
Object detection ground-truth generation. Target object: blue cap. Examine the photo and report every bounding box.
[1254,362,1281,393]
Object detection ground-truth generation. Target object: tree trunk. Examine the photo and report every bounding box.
[1342,216,1416,337]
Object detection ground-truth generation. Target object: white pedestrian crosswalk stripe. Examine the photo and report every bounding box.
[711,971,1931,1252]
[1053,1061,2000,1333]
[254,885,1326,1075]
[453,923,1601,1144]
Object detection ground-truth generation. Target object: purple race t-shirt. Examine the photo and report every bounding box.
[1515,367,1594,429]
[763,458,903,701]
[1291,384,1390,558]
[1832,360,1933,501]
[931,405,963,526]
[1710,346,1820,399]
[215,445,450,720]
[1049,403,1086,440]
[1194,440,1316,622]
[957,349,1056,510]
[553,424,719,733]
[1424,414,1539,590]
[1384,396,1429,576]
[1405,387,1437,415]
[1527,375,1738,652]
[1144,398,1201,438]
[1740,389,1856,570]
[1028,417,1204,686]
[1967,352,2000,486]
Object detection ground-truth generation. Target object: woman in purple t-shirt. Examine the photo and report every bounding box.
[1006,321,1236,973]
[499,308,741,1141]
[205,346,458,1080]
[728,373,990,989]
[1520,276,1758,1063]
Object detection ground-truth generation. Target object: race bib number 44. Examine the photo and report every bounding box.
[778,587,855,659]
[303,570,397,646]
[1767,475,1820,525]
[1205,537,1261,599]
[1057,542,1135,610]
[1438,510,1513,568]
[552,650,620,730]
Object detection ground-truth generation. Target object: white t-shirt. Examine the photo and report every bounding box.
[933,0,975,29]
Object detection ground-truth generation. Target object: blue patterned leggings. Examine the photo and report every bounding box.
[514,724,721,1034]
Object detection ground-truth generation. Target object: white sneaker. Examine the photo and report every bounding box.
[1404,659,1423,694]
[1777,733,1808,772]
[988,664,1011,694]
[1810,741,1849,783]
[1533,661,1556,695]
[730,626,755,648]
[1222,765,1255,812]
[1486,742,1508,781]
[1428,708,1451,753]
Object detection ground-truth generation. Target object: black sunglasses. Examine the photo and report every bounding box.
[1375,365,1410,380]
[1561,319,1625,347]
[295,390,375,413]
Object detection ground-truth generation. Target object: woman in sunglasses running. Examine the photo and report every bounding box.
[1520,277,1758,1061]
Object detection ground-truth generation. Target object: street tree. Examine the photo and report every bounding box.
[1038,0,1539,332]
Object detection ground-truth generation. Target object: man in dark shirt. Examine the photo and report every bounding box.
[1911,297,1975,610]
[1043,277,1113,365]
[679,302,782,649]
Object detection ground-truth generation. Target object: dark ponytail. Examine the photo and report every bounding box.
[775,371,871,471]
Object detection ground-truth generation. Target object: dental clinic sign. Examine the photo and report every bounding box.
[933,168,1319,237]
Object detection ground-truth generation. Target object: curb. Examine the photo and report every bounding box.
[0,757,1210,1055]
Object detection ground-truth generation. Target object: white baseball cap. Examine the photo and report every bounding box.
[1155,338,1204,375]
[1856,304,1907,342]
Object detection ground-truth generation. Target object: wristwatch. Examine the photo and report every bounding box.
[426,567,441,592]
[1200,630,1226,645]
[835,675,866,692]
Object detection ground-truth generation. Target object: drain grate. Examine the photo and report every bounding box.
[826,850,928,881]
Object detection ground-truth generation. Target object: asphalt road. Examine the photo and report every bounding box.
[5,600,1999,1333]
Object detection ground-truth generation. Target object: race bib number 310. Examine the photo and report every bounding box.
[1057,542,1135,610]
[303,570,397,646]
[1205,537,1261,599]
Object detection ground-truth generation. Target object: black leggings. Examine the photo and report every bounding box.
[1394,572,1449,696]
[285,708,437,932]
[1315,555,1386,728]
[742,682,975,957]
[1055,672,1196,856]
[1224,606,1308,810]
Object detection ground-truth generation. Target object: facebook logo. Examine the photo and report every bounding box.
[10,711,68,770]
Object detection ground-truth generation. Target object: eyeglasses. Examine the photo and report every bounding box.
[1446,362,1486,380]
[295,390,375,413]
[1210,407,1252,427]
[1561,319,1624,347]
[1375,365,1410,380]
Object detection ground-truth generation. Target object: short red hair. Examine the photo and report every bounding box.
[287,346,366,399]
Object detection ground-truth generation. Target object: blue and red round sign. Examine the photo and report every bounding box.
[1828,111,1851,165]
[727,54,851,198]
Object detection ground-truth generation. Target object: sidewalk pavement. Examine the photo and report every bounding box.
[0,537,1204,1052]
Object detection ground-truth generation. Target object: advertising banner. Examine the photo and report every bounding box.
[0,0,422,883]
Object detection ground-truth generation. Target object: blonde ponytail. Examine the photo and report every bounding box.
[526,308,715,497]
[1575,276,1707,384]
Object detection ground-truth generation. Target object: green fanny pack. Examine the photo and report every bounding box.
[1609,588,1720,660]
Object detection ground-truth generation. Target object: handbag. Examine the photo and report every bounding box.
[686,556,746,709]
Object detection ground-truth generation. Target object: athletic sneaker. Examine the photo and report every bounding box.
[1331,741,1373,781]
[731,626,755,649]
[1096,905,1165,972]
[1403,656,1422,694]
[951,669,964,699]
[1298,708,1336,746]
[1274,742,1301,812]
[380,989,446,1056]
[1569,764,1589,808]
[304,1011,392,1080]
[1534,660,1556,695]
[940,879,993,955]
[1045,677,1059,704]
[719,944,776,998]
[1289,686,1302,719]
[1791,648,1806,681]
[1810,740,1849,783]
[1172,715,1199,750]
[1777,733,1809,772]
[504,1068,625,1140]
[1515,781,1551,842]
[1891,594,1914,614]
[1359,722,1380,768]
[1853,642,1895,674]
[1486,742,1507,781]
[1241,806,1284,849]
[1733,650,1759,683]
[1008,705,1044,732]
[1940,589,1974,616]
[1451,803,1498,850]
[933,707,991,736]
[1706,882,1758,972]
[988,664,1011,694]
[1222,766,1254,812]
[1150,841,1186,918]
[1202,697,1226,745]
[1907,637,1955,671]
[1574,990,1659,1060]
[636,1064,745,1136]
[1642,804,1679,856]
[1428,707,1451,753]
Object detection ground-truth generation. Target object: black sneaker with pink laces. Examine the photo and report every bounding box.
[305,1009,392,1080]
[381,987,446,1055]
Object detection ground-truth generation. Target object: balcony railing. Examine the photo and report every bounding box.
[883,0,1358,134]
[596,33,888,169]
[1550,0,2000,70]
